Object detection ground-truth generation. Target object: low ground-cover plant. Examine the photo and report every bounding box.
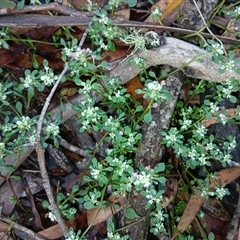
[0,1,240,239]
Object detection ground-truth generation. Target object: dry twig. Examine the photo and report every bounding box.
[0,2,89,17]
[0,217,44,240]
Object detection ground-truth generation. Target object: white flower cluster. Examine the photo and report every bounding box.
[46,123,60,137]
[133,171,152,188]
[23,75,34,88]
[16,116,32,133]
[0,142,5,159]
[211,42,224,55]
[194,123,207,139]
[40,65,58,86]
[106,232,122,240]
[0,83,7,100]
[48,211,56,222]
[65,228,86,240]
[215,186,229,200]
[223,60,235,72]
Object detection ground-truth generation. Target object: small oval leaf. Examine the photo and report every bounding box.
[125,208,140,219]
[0,0,16,9]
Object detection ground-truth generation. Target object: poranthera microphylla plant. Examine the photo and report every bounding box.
[0,1,240,239]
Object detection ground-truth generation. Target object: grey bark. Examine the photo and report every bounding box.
[120,68,184,240]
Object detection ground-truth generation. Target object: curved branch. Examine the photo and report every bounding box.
[109,37,240,84]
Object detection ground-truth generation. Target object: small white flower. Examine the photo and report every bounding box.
[99,14,108,25]
[23,75,34,88]
[228,139,236,150]
[198,154,207,166]
[48,211,56,222]
[151,6,162,18]
[211,42,224,55]
[219,113,228,125]
[91,168,100,180]
[40,72,57,86]
[222,153,232,165]
[0,142,5,158]
[195,124,206,139]
[16,116,32,132]
[106,232,122,240]
[221,60,235,72]
[146,81,162,91]
[46,123,59,137]
[216,186,228,199]
[0,83,7,100]
[209,102,219,114]
[180,118,192,130]
[188,148,197,160]
[134,171,152,188]
[206,142,214,151]
[165,134,177,143]
[0,30,7,38]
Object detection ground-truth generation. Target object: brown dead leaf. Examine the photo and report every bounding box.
[213,166,240,187]
[0,232,14,240]
[125,75,143,99]
[202,108,237,127]
[0,221,10,232]
[0,178,24,216]
[70,0,104,10]
[202,197,231,221]
[114,9,130,21]
[172,193,205,240]
[172,167,240,239]
[87,196,125,226]
[32,217,78,240]
[102,45,129,63]
[145,0,185,23]
[161,177,178,208]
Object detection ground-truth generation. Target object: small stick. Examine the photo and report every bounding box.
[0,217,44,240]
[59,137,93,159]
[0,2,89,17]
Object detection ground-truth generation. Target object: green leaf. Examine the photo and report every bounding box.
[135,105,143,113]
[10,175,21,181]
[42,200,49,209]
[0,0,16,9]
[154,162,165,172]
[16,101,23,115]
[88,63,96,71]
[127,0,137,7]
[83,175,93,183]
[84,201,95,209]
[125,208,140,219]
[72,184,79,193]
[17,0,25,9]
[60,100,66,112]
[99,61,108,68]
[149,71,156,79]
[230,95,237,103]
[3,166,15,173]
[57,193,65,203]
[27,90,34,107]
[208,232,215,240]
[108,41,116,51]
[144,109,152,123]
[157,176,166,183]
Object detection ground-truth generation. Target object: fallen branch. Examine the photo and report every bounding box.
[0,2,88,17]
[0,217,44,240]
[109,37,240,84]
[35,66,70,238]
